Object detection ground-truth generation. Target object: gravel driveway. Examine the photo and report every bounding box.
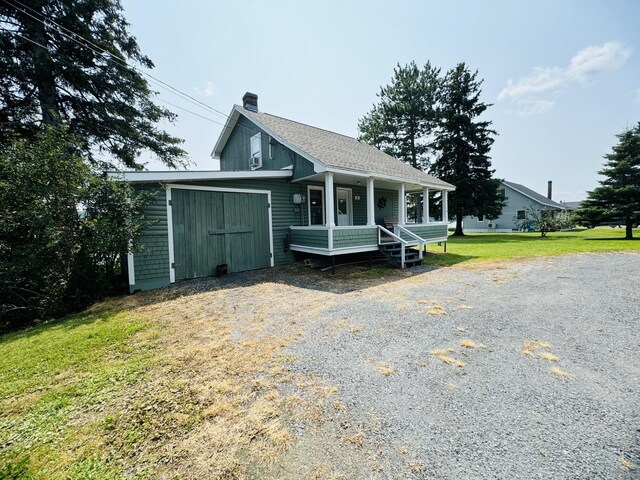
[272,252,640,479]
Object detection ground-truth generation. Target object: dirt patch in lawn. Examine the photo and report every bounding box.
[88,280,362,479]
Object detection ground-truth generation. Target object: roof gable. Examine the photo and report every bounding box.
[213,106,454,190]
[503,181,565,209]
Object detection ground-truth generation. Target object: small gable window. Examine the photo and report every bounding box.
[250,132,262,169]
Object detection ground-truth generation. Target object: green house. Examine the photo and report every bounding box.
[118,93,455,292]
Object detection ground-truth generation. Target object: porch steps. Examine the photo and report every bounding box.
[378,242,422,268]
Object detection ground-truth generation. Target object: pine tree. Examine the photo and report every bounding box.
[429,63,504,236]
[579,123,640,239]
[0,0,186,168]
[358,61,440,170]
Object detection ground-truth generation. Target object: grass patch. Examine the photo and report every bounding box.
[0,311,155,478]
[620,457,636,471]
[375,362,395,376]
[424,227,640,266]
[427,305,447,315]
[550,367,569,377]
[460,339,476,349]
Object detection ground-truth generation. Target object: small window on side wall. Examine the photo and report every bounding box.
[478,214,484,222]
[517,210,526,220]
[250,132,262,169]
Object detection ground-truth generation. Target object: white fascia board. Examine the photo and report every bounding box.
[211,106,240,158]
[109,170,292,183]
[233,107,327,173]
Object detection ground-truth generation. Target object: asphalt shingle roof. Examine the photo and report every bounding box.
[239,108,454,189]
[503,180,565,209]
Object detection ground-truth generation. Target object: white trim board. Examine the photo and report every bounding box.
[289,244,379,256]
[166,184,275,284]
[110,169,292,183]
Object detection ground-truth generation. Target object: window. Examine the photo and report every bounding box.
[517,210,526,220]
[308,186,324,225]
[478,214,484,222]
[250,132,262,169]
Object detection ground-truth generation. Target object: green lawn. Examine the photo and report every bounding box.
[0,311,157,479]
[425,227,640,266]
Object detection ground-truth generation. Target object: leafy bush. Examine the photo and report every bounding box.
[0,127,150,331]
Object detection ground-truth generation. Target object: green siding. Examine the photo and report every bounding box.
[290,228,328,248]
[332,227,378,248]
[220,116,311,172]
[131,187,170,292]
[374,188,399,225]
[130,178,306,292]
[299,182,369,226]
[292,152,317,180]
[402,224,448,241]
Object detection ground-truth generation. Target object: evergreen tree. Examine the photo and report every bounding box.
[578,123,640,239]
[0,0,186,168]
[429,63,504,236]
[358,61,440,170]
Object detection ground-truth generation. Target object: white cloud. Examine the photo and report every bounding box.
[194,80,217,97]
[516,99,554,117]
[498,41,631,116]
[568,41,631,80]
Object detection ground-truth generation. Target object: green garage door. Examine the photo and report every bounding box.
[171,188,271,281]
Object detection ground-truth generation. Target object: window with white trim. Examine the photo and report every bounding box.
[250,132,262,169]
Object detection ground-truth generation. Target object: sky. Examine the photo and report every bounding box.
[122,0,640,202]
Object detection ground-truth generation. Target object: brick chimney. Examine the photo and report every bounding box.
[547,180,552,200]
[242,92,258,112]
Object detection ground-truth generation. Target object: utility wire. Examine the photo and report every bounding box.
[0,25,263,142]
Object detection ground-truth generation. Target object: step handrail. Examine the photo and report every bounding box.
[377,225,408,268]
[395,225,426,260]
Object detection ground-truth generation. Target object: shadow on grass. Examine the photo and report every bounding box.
[584,237,640,241]
[0,310,122,344]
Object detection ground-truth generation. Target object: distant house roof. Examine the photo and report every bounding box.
[503,180,565,209]
[213,105,455,190]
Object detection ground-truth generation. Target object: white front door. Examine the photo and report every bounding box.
[336,188,352,226]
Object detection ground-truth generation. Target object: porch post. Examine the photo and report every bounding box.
[442,190,449,223]
[325,172,335,228]
[398,183,405,225]
[366,177,375,226]
[422,187,429,224]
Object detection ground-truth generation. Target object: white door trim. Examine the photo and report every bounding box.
[166,184,275,284]
[336,187,353,226]
[307,185,325,226]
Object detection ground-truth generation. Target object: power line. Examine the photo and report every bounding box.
[0,3,270,147]
[0,25,262,141]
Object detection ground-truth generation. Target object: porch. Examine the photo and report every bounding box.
[288,171,452,268]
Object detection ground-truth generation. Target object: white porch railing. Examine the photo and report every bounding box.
[377,225,408,267]
[395,225,425,260]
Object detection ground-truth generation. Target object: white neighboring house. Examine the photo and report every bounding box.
[463,180,565,232]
